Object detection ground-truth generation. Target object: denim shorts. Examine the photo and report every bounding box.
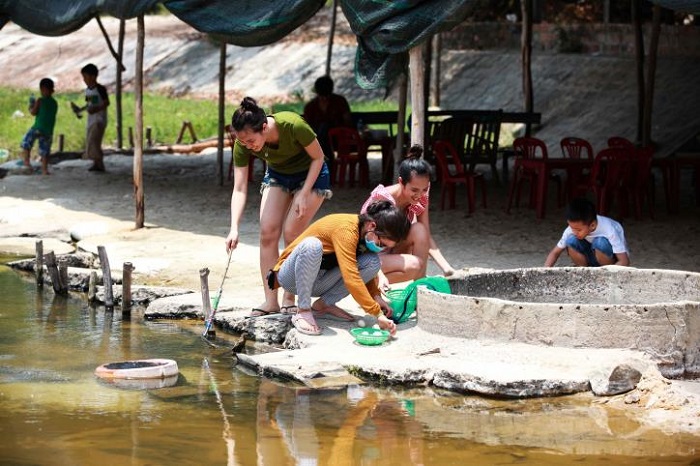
[20,128,52,157]
[261,162,333,199]
[565,236,615,267]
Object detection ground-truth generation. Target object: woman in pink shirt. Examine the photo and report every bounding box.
[360,145,455,289]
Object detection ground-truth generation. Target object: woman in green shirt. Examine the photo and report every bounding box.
[226,97,332,317]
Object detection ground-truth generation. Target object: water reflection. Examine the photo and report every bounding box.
[1,264,699,465]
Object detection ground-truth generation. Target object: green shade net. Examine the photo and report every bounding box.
[1,0,697,89]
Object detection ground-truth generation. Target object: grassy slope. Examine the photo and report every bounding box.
[1,87,402,159]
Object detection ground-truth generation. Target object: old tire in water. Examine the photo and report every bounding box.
[95,358,179,380]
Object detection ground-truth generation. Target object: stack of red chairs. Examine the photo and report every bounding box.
[506,136,563,214]
[432,140,486,215]
[560,137,594,202]
[328,127,369,187]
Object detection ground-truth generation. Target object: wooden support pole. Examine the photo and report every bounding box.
[632,0,645,143]
[116,19,125,149]
[521,0,534,134]
[146,126,152,148]
[409,44,426,148]
[134,14,145,229]
[217,39,226,187]
[122,262,135,313]
[325,0,338,76]
[44,251,63,294]
[128,127,134,149]
[187,122,197,142]
[176,121,188,144]
[394,72,408,176]
[35,240,43,286]
[642,4,661,147]
[88,270,98,303]
[97,246,114,310]
[200,267,214,339]
[95,16,126,72]
[431,33,442,108]
[58,134,64,152]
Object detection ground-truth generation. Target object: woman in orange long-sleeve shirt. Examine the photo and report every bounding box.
[268,201,410,336]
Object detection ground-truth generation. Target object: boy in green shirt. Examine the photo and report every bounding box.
[20,77,58,175]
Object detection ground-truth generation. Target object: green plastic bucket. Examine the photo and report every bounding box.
[386,276,451,324]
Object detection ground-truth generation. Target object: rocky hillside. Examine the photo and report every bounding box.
[1,12,698,154]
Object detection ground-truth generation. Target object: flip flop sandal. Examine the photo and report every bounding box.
[249,307,280,318]
[280,305,298,315]
[291,314,321,335]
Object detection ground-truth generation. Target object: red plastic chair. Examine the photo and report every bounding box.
[225,124,266,183]
[580,147,632,217]
[608,136,635,150]
[629,146,655,219]
[506,137,563,214]
[328,127,369,187]
[560,137,594,160]
[607,138,656,218]
[560,137,594,201]
[432,140,486,215]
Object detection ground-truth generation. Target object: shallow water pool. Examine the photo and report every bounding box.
[1,263,699,465]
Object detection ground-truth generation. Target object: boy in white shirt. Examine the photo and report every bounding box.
[545,198,630,267]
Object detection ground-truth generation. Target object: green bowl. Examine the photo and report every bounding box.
[350,327,390,346]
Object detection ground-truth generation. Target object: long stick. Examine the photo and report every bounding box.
[202,358,236,464]
[202,249,233,337]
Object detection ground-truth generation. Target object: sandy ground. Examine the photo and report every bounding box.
[1,149,699,299]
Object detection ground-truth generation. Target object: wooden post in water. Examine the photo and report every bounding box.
[44,251,66,294]
[122,262,135,313]
[58,262,69,294]
[200,268,214,339]
[128,127,134,149]
[97,246,114,310]
[35,240,44,286]
[88,271,98,303]
[58,134,64,152]
[146,126,152,148]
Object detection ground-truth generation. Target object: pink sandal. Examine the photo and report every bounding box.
[291,313,321,335]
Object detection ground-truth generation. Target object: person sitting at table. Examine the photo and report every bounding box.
[303,76,353,174]
[544,197,630,267]
[268,200,410,336]
[360,145,457,290]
